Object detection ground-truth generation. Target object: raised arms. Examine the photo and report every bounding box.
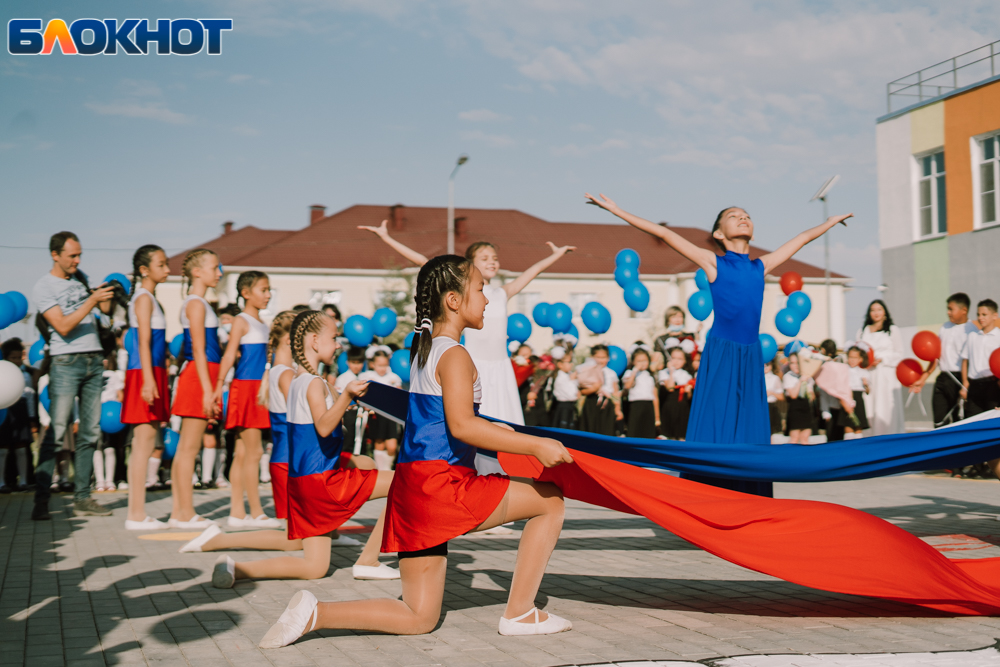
[503,242,576,298]
[759,214,852,276]
[358,220,428,267]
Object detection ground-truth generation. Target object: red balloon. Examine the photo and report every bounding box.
[896,358,924,387]
[991,348,1000,379]
[911,330,941,362]
[780,271,803,296]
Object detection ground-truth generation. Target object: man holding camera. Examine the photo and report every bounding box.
[31,232,117,520]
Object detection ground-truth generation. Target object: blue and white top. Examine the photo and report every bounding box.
[269,363,292,464]
[180,294,221,363]
[125,286,166,370]
[286,371,343,477]
[234,312,269,381]
[399,337,482,468]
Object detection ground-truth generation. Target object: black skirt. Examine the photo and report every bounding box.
[768,402,782,434]
[580,394,616,436]
[659,390,691,440]
[550,401,578,430]
[626,400,657,439]
[785,396,812,431]
[836,390,870,430]
[367,412,400,441]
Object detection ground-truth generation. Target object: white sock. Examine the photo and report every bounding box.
[215,450,227,481]
[373,449,391,471]
[201,448,217,483]
[93,450,106,488]
[260,449,271,482]
[147,456,161,486]
[104,448,116,486]
[0,449,7,485]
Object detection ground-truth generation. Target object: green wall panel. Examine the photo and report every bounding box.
[913,237,950,327]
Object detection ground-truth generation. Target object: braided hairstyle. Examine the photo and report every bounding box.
[236,270,269,308]
[130,244,165,296]
[181,248,217,296]
[289,309,329,377]
[257,310,298,406]
[411,254,473,369]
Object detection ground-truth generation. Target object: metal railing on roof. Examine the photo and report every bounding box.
[887,40,999,113]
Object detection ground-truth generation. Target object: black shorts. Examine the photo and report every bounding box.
[398,542,448,559]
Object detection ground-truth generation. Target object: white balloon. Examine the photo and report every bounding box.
[0,360,25,409]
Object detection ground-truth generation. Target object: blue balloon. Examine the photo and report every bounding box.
[0,408,6,424]
[100,401,126,434]
[568,323,579,340]
[607,345,628,377]
[344,315,374,347]
[162,428,179,460]
[104,272,131,292]
[759,333,777,363]
[784,339,806,357]
[695,268,710,291]
[0,294,15,329]
[4,291,28,321]
[40,385,50,412]
[29,339,45,366]
[532,302,551,327]
[615,248,640,269]
[390,349,411,382]
[372,307,398,337]
[548,303,573,334]
[786,291,812,319]
[222,391,229,421]
[460,334,465,346]
[775,308,802,337]
[169,333,184,359]
[581,302,611,335]
[338,351,348,375]
[507,313,532,343]
[614,264,638,288]
[623,281,650,312]
[404,331,415,349]
[687,290,713,321]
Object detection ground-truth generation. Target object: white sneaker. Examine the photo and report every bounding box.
[179,524,222,553]
[117,481,129,490]
[352,563,400,580]
[125,516,169,531]
[228,514,282,529]
[478,525,515,535]
[212,555,236,588]
[259,590,319,649]
[330,535,362,547]
[167,514,216,530]
[215,477,230,488]
[498,608,572,636]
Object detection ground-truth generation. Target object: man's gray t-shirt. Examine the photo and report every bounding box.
[33,273,102,356]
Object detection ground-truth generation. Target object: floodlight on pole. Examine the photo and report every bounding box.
[447,154,469,255]
[809,175,840,342]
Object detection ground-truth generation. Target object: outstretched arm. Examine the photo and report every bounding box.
[585,193,719,280]
[760,214,852,276]
[503,242,576,298]
[358,219,428,267]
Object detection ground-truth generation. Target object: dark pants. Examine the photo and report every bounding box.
[966,378,1000,417]
[36,352,104,505]
[933,371,963,426]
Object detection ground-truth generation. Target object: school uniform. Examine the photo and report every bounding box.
[172,294,223,418]
[359,370,403,441]
[623,369,657,439]
[657,368,693,440]
[550,370,579,430]
[931,322,976,426]
[225,313,271,430]
[122,287,171,424]
[267,364,292,519]
[579,365,618,437]
[837,366,871,430]
[783,372,812,432]
[764,370,783,435]
[963,327,1000,417]
[285,372,378,540]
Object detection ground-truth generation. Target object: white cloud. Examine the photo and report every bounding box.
[118,79,163,98]
[458,108,511,122]
[228,74,253,84]
[85,102,192,125]
[459,129,515,147]
[552,138,629,157]
[232,124,261,136]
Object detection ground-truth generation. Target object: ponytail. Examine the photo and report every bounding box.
[131,244,163,296]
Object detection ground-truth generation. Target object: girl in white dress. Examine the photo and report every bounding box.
[856,300,906,436]
[359,220,574,471]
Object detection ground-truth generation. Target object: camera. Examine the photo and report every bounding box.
[91,280,131,311]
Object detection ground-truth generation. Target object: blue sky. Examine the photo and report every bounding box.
[1,0,994,342]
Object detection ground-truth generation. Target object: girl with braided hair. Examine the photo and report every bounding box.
[213,271,280,529]
[207,310,399,587]
[168,249,223,529]
[122,244,172,530]
[259,256,574,649]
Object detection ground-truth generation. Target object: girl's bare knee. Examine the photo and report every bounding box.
[407,610,440,635]
[301,562,330,580]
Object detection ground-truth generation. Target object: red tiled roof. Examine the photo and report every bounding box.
[167,205,846,279]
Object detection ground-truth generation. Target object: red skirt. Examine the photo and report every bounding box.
[225,379,270,430]
[172,362,220,419]
[269,462,288,520]
[381,461,510,553]
[286,462,378,540]
[122,367,171,424]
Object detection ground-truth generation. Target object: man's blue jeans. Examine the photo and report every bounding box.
[35,352,104,504]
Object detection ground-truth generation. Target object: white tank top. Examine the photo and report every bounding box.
[127,286,165,329]
[238,312,269,343]
[180,294,219,328]
[287,371,333,424]
[462,283,508,362]
[410,337,482,404]
[268,363,292,413]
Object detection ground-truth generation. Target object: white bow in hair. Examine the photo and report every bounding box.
[550,346,566,360]
[626,342,652,358]
[663,337,680,350]
[365,344,392,360]
[845,340,871,354]
[413,318,433,333]
[680,339,695,354]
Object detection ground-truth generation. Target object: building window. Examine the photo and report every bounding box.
[979,134,999,227]
[517,291,542,317]
[917,151,946,238]
[569,292,598,318]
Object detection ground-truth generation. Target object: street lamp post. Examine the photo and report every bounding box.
[447,154,469,255]
[810,175,840,342]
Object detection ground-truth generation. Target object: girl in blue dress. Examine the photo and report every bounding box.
[586,194,851,497]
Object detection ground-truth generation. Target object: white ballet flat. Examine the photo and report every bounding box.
[179,524,222,553]
[498,607,572,636]
[211,555,236,589]
[125,516,169,531]
[478,525,514,535]
[330,535,362,547]
[228,514,282,529]
[258,590,319,649]
[168,514,216,530]
[352,563,400,580]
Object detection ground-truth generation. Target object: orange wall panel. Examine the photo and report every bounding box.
[944,80,1000,235]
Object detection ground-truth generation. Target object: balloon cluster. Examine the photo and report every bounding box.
[688,269,713,322]
[774,271,811,338]
[896,330,942,387]
[532,302,574,335]
[614,249,650,313]
[344,308,398,347]
[0,291,29,329]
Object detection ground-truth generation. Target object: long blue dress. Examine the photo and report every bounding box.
[683,251,773,497]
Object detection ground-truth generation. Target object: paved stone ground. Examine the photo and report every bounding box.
[4,473,1000,666]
